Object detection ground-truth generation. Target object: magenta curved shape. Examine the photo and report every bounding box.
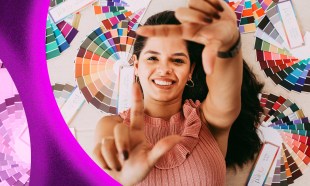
[0,0,120,185]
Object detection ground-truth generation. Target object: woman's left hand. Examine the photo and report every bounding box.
[137,0,239,74]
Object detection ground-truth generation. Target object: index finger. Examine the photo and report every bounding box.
[136,25,183,38]
[130,82,144,131]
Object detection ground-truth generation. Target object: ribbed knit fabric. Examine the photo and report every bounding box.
[119,99,226,186]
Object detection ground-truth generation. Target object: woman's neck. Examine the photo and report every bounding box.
[143,96,182,120]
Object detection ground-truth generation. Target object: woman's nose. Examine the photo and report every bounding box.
[156,62,173,75]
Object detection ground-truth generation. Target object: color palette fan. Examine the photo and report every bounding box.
[0,68,31,185]
[74,20,137,114]
[254,23,310,92]
[75,1,150,114]
[46,0,79,60]
[251,0,310,92]
[225,0,276,33]
[93,0,151,30]
[52,83,85,125]
[258,93,310,185]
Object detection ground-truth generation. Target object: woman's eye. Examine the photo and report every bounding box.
[173,59,185,63]
[147,57,158,61]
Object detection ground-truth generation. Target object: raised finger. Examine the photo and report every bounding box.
[136,25,182,38]
[175,7,214,24]
[187,0,220,19]
[202,40,222,75]
[130,82,145,131]
[114,123,130,161]
[93,142,111,170]
[101,137,122,171]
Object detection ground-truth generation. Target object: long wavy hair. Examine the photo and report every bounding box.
[133,11,264,167]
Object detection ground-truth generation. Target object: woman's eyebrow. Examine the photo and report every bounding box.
[172,53,188,58]
[144,50,160,55]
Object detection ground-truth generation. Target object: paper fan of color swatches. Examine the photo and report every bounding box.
[225,0,275,33]
[52,83,85,125]
[45,16,78,60]
[74,19,140,114]
[254,14,310,92]
[0,68,31,185]
[93,0,151,30]
[258,93,310,185]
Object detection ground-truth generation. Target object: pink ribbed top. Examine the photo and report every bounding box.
[119,100,226,186]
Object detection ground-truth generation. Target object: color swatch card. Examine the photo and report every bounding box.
[52,83,85,124]
[277,0,304,49]
[75,1,151,114]
[117,65,134,114]
[0,65,31,185]
[257,93,310,185]
[225,0,275,33]
[93,0,151,30]
[45,15,78,60]
[49,0,96,23]
[255,29,310,92]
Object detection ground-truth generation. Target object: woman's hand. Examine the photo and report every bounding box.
[93,83,182,186]
[136,0,239,75]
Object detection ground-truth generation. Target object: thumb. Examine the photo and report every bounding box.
[202,40,221,75]
[147,135,182,166]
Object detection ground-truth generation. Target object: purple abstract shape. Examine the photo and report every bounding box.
[0,0,120,185]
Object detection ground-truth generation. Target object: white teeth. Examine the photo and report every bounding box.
[154,80,173,86]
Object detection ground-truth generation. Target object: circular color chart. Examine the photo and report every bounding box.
[0,68,31,185]
[75,16,141,114]
[259,93,310,185]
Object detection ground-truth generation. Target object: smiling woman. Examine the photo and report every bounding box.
[93,0,263,185]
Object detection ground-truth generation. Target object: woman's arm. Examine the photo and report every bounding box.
[200,39,242,156]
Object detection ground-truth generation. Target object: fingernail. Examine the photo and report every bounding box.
[217,5,224,12]
[213,13,221,20]
[123,150,129,160]
[205,17,213,23]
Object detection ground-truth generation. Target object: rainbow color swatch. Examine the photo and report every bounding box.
[75,1,150,114]
[225,0,275,33]
[46,0,79,60]
[258,93,310,185]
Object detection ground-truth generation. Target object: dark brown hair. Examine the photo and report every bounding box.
[133,11,263,167]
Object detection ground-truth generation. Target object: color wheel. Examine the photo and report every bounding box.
[0,68,31,185]
[258,93,310,185]
[75,1,149,114]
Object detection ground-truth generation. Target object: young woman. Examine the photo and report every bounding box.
[93,0,263,185]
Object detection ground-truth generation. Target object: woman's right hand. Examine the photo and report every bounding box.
[93,83,182,186]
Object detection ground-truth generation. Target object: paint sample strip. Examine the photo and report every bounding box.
[239,0,256,33]
[56,20,78,44]
[257,16,285,47]
[254,37,290,55]
[49,17,70,52]
[277,0,304,49]
[46,19,60,60]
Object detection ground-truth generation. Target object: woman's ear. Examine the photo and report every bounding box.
[132,54,139,75]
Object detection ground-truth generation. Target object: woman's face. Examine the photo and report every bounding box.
[134,37,194,103]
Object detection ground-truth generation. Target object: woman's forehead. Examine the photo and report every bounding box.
[142,37,188,54]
